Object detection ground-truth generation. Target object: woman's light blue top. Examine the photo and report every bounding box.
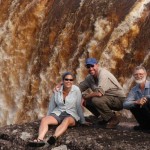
[47,85,85,123]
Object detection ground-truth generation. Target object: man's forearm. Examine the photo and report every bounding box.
[83,92,102,99]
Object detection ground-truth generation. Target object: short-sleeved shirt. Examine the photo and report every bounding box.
[79,67,126,97]
[123,80,150,109]
[47,85,85,123]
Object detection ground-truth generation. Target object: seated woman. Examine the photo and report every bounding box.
[28,72,86,147]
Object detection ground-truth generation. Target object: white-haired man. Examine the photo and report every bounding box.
[123,66,150,130]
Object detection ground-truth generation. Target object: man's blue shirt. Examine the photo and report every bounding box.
[123,80,150,109]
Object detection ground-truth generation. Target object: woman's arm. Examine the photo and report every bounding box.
[47,93,56,115]
[76,89,86,124]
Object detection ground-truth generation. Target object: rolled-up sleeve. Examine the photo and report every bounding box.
[79,79,89,92]
[97,74,109,95]
[76,89,85,123]
[123,90,136,109]
[97,69,114,95]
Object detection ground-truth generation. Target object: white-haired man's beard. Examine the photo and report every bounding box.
[134,76,146,84]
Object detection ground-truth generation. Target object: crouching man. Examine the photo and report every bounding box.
[123,66,150,130]
[80,58,126,129]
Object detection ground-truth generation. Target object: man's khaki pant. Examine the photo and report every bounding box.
[85,96,124,121]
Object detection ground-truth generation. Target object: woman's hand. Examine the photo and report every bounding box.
[82,121,92,126]
[53,82,62,92]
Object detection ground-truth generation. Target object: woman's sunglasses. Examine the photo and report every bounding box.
[64,78,74,81]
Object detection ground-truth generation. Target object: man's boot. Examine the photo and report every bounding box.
[105,113,119,129]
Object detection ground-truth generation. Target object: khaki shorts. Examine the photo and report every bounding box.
[50,111,76,124]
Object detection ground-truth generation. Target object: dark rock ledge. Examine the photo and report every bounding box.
[0,116,150,150]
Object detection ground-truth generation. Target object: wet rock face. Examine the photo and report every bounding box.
[0,0,150,126]
[0,116,150,150]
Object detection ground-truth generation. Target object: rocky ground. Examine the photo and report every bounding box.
[0,116,150,150]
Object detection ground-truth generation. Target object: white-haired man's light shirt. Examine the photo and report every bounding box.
[123,80,150,109]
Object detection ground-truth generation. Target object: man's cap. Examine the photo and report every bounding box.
[85,58,98,65]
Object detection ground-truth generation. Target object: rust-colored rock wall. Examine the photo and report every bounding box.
[0,0,150,126]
